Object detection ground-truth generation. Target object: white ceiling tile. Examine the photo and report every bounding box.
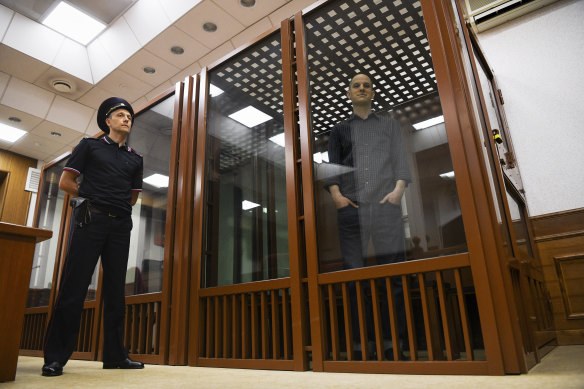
[85,111,101,136]
[8,131,66,161]
[3,13,64,65]
[145,81,174,101]
[46,96,93,132]
[198,41,235,69]
[30,120,85,145]
[0,105,43,130]
[268,0,316,25]
[119,49,180,87]
[230,17,274,49]
[98,17,141,70]
[124,0,171,46]
[131,97,149,112]
[160,0,204,23]
[175,1,245,50]
[52,39,93,84]
[145,26,209,69]
[98,69,153,102]
[213,0,287,27]
[0,71,9,95]
[0,44,51,83]
[87,38,117,83]
[34,67,94,101]
[77,86,117,110]
[1,77,54,118]
[170,62,202,85]
[0,4,14,41]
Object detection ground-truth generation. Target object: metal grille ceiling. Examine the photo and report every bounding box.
[305,0,441,136]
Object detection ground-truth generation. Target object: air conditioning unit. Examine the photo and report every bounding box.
[25,167,41,193]
[463,0,560,33]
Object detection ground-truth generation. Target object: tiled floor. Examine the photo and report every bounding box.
[5,345,584,388]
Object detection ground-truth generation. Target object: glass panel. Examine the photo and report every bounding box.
[202,32,289,287]
[449,0,514,257]
[123,94,175,295]
[306,0,468,274]
[27,158,67,307]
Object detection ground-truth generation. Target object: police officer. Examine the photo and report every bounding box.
[42,97,144,376]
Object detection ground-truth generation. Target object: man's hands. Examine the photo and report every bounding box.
[329,185,358,209]
[379,179,406,205]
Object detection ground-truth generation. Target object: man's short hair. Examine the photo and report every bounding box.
[348,72,375,87]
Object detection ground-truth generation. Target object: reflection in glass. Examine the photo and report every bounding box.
[306,0,467,274]
[506,187,533,259]
[27,158,67,307]
[124,95,175,295]
[202,33,289,287]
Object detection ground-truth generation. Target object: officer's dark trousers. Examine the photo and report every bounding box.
[336,202,407,349]
[43,212,132,365]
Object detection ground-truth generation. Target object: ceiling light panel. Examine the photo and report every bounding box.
[0,123,27,143]
[43,2,106,45]
[229,106,273,128]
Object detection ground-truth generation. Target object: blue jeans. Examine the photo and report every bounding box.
[336,202,407,346]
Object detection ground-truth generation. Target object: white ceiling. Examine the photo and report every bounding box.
[0,0,317,164]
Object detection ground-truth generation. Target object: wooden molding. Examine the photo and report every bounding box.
[553,253,584,319]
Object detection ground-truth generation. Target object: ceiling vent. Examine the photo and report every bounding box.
[464,0,560,32]
[25,167,41,193]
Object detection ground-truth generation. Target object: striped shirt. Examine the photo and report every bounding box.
[326,112,411,203]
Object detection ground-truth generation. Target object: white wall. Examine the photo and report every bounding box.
[476,0,584,216]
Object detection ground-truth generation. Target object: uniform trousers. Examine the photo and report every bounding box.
[336,202,407,347]
[43,211,132,365]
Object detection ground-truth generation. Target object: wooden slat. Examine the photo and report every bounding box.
[223,295,229,358]
[436,271,454,360]
[261,291,269,359]
[214,296,221,358]
[282,289,291,360]
[418,273,436,360]
[155,302,161,354]
[341,283,354,361]
[242,293,249,359]
[199,278,291,297]
[138,304,146,354]
[327,284,340,361]
[271,289,281,359]
[454,269,473,360]
[402,275,418,360]
[385,277,401,361]
[146,303,153,355]
[205,298,212,357]
[132,305,140,353]
[355,281,368,361]
[232,294,241,358]
[251,293,258,359]
[369,279,384,361]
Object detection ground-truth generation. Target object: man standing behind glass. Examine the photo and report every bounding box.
[326,73,410,359]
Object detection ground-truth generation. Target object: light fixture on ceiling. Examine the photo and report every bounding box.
[229,106,272,128]
[50,131,62,137]
[413,115,445,130]
[240,0,256,7]
[144,173,169,188]
[170,46,184,55]
[269,133,285,147]
[8,116,21,123]
[0,123,27,143]
[143,66,156,74]
[209,84,224,97]
[42,1,106,45]
[242,200,260,210]
[52,80,72,93]
[439,171,455,180]
[203,22,218,32]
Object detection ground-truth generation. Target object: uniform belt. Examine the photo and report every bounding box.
[89,205,119,218]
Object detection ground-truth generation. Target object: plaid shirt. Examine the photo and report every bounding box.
[326,112,410,203]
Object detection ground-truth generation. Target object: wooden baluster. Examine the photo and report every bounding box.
[242,293,249,359]
[370,279,384,361]
[261,291,269,359]
[454,269,473,360]
[403,275,417,360]
[214,295,221,358]
[327,284,340,361]
[233,294,241,358]
[385,277,401,361]
[271,289,281,359]
[355,281,368,360]
[341,283,354,361]
[282,289,291,360]
[251,292,259,359]
[223,295,230,358]
[436,271,454,360]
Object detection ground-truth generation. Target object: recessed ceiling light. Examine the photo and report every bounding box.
[203,22,217,32]
[242,200,260,210]
[143,66,156,74]
[229,106,272,128]
[42,1,106,45]
[413,115,445,130]
[209,84,224,97]
[0,123,27,143]
[50,131,62,137]
[8,116,21,123]
[240,0,256,7]
[52,80,72,93]
[144,173,169,188]
[269,133,285,147]
[170,46,184,55]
